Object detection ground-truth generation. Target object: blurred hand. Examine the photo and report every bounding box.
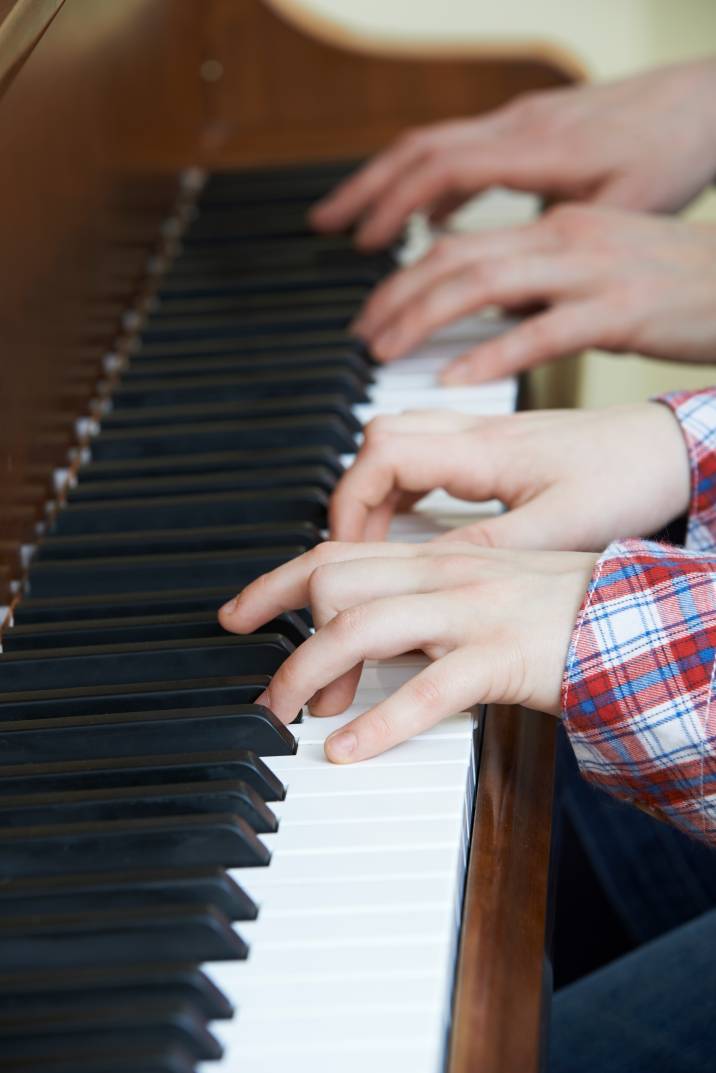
[329,404,691,550]
[311,59,716,249]
[219,541,598,762]
[348,207,716,383]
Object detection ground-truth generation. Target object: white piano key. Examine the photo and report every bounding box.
[256,813,465,855]
[270,736,472,777]
[292,709,473,745]
[234,840,463,886]
[205,1036,444,1073]
[271,785,466,823]
[238,900,454,945]
[242,870,458,912]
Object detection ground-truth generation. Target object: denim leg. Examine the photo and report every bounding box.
[549,909,716,1073]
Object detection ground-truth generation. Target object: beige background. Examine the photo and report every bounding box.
[291,0,716,407]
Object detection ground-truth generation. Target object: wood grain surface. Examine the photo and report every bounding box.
[449,705,557,1073]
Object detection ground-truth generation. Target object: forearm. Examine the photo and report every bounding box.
[562,539,716,844]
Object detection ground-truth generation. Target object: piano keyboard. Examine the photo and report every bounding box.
[0,161,522,1073]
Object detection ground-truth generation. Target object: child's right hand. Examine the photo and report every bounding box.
[329,403,691,551]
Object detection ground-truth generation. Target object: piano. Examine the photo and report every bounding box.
[0,3,578,1071]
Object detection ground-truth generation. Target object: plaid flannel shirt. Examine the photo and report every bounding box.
[562,389,716,844]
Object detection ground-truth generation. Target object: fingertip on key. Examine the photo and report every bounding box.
[325,730,358,763]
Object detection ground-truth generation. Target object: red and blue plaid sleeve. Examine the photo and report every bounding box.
[660,388,716,553]
[562,539,716,843]
[562,388,716,842]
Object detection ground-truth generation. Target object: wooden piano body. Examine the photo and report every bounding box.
[0,2,578,1068]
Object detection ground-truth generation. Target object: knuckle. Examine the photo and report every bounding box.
[410,675,443,709]
[333,603,368,641]
[365,708,394,746]
[310,540,343,567]
[307,562,335,603]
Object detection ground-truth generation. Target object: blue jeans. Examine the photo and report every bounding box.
[549,730,716,1072]
[549,909,716,1073]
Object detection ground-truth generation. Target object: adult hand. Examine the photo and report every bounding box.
[349,208,716,383]
[219,541,598,762]
[311,59,716,249]
[329,403,691,550]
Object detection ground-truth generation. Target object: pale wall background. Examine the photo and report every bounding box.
[295,0,716,407]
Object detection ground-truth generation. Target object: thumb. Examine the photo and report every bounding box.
[434,490,571,551]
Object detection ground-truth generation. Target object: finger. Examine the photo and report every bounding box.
[309,138,430,234]
[590,173,652,211]
[355,157,464,250]
[433,487,577,551]
[329,436,471,541]
[219,542,422,632]
[440,299,607,385]
[255,592,457,723]
[363,410,480,440]
[309,665,364,717]
[324,646,488,762]
[374,254,597,363]
[330,429,506,542]
[355,139,563,251]
[353,223,548,339]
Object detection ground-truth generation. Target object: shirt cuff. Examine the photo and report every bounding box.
[659,388,716,553]
[562,538,716,843]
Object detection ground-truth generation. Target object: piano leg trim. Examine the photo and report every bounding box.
[448,705,556,1073]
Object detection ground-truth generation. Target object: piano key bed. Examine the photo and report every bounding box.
[0,162,522,1073]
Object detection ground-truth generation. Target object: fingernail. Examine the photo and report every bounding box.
[220,596,239,615]
[326,730,358,763]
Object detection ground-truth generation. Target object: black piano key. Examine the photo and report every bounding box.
[4,610,308,651]
[53,485,329,531]
[0,997,223,1060]
[0,962,233,1020]
[0,1044,197,1073]
[76,446,344,481]
[0,674,270,717]
[25,546,301,597]
[120,347,372,384]
[89,417,355,460]
[0,867,256,924]
[97,393,362,432]
[0,706,295,765]
[35,519,323,558]
[0,634,294,692]
[0,750,285,800]
[67,464,338,502]
[0,775,280,831]
[156,266,383,299]
[111,366,368,410]
[201,159,357,199]
[139,304,356,342]
[132,327,369,360]
[152,286,371,318]
[12,585,309,628]
[0,812,270,877]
